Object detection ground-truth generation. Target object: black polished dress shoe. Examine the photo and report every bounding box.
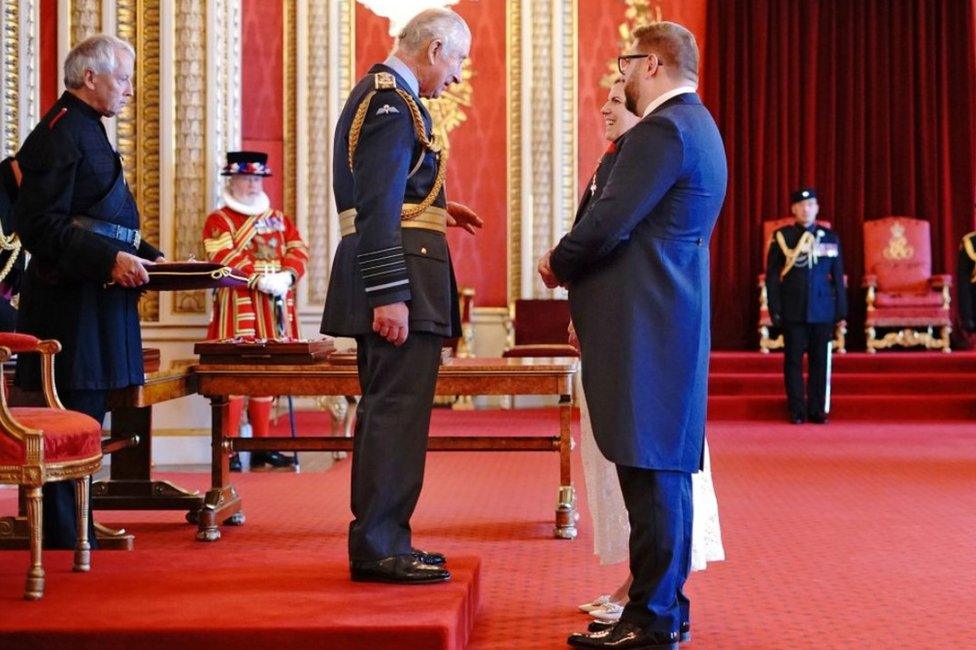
[250,451,295,470]
[587,621,690,643]
[412,547,446,565]
[568,621,679,649]
[808,413,829,424]
[350,555,451,584]
[790,413,806,425]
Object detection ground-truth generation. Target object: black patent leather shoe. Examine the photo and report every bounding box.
[808,413,829,424]
[587,621,690,643]
[250,451,296,470]
[350,555,451,584]
[568,621,678,649]
[790,412,806,425]
[412,547,447,565]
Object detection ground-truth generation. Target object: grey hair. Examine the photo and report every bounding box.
[394,8,470,57]
[63,34,135,89]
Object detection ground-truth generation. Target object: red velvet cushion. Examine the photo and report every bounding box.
[874,291,944,308]
[0,332,41,353]
[0,408,102,465]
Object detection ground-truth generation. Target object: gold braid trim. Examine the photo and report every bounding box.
[776,230,816,280]
[963,234,976,282]
[0,229,21,285]
[347,84,447,221]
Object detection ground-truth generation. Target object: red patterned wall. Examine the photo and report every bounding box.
[577,0,707,194]
[356,2,510,307]
[241,0,284,210]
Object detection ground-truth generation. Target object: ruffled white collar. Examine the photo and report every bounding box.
[221,188,270,216]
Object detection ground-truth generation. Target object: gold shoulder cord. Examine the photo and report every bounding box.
[775,230,815,280]
[0,229,21,286]
[347,74,448,220]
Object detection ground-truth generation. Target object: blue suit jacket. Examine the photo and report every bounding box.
[550,93,727,472]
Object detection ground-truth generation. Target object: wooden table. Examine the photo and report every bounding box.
[193,356,578,543]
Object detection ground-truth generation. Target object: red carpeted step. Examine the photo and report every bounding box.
[709,372,976,396]
[708,394,976,420]
[0,469,481,650]
[710,350,976,373]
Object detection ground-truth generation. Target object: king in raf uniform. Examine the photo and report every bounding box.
[14,35,164,547]
[765,188,846,425]
[321,8,481,584]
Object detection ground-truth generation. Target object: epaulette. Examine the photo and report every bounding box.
[373,72,397,90]
[47,107,68,129]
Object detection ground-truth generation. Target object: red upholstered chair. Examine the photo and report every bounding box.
[862,217,952,352]
[502,299,578,358]
[758,218,847,353]
[0,333,102,599]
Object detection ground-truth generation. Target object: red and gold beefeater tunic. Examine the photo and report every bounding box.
[203,206,309,340]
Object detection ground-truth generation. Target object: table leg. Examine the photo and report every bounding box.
[196,395,242,542]
[92,404,203,514]
[554,394,577,539]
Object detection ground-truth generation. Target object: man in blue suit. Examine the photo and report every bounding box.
[540,22,727,650]
[321,8,481,585]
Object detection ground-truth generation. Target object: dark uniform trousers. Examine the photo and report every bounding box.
[42,389,105,549]
[617,465,692,633]
[783,322,833,419]
[349,331,444,561]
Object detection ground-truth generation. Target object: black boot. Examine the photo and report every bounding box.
[250,451,295,470]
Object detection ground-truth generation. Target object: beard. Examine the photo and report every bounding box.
[623,75,640,115]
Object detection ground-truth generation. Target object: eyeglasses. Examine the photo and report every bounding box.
[617,53,663,74]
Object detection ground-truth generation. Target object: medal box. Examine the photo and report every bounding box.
[194,338,335,365]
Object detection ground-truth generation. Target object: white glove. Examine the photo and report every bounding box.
[256,271,293,297]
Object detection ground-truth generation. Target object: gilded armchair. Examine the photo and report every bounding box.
[0,333,102,599]
[862,217,951,352]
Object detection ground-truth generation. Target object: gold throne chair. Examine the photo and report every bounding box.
[863,217,951,352]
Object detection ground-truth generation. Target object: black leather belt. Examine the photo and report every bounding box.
[72,216,141,248]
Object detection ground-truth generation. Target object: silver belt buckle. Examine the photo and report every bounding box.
[132,229,141,248]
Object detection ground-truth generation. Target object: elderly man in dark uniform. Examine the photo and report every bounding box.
[14,34,164,548]
[322,8,481,585]
[765,188,846,425]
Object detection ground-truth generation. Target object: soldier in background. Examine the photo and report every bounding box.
[322,8,482,585]
[765,188,846,425]
[14,34,165,547]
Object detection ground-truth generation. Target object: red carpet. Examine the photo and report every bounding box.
[708,351,976,420]
[3,408,976,648]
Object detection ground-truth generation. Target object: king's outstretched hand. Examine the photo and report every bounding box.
[446,201,484,235]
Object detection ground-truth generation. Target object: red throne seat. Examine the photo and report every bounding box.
[862,217,951,352]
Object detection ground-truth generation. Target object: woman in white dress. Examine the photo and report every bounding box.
[574,78,725,625]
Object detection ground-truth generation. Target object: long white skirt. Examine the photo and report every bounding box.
[578,375,725,570]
